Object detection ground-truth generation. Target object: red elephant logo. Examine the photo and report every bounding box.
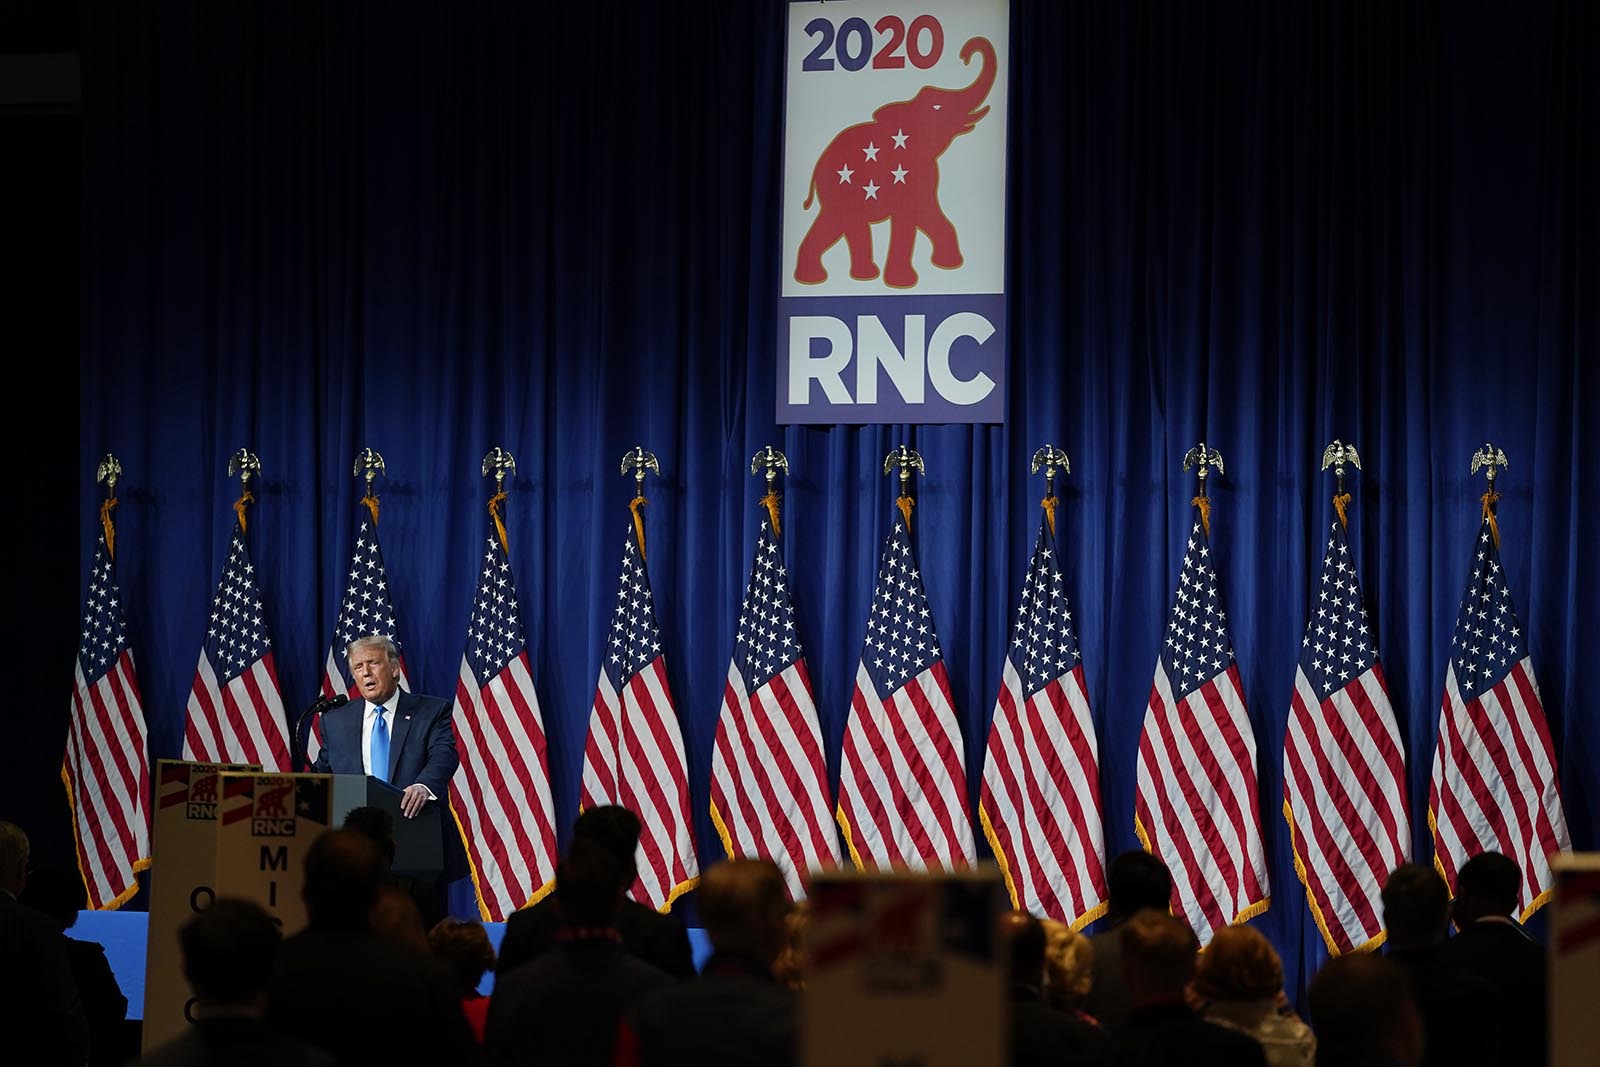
[795,37,997,290]
[254,782,294,818]
[190,773,218,803]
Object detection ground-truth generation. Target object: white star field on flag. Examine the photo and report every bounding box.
[1159,522,1235,694]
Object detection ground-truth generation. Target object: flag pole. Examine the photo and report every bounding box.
[1030,444,1070,536]
[226,448,260,533]
[1182,441,1223,536]
[355,447,386,525]
[96,452,122,558]
[1470,442,1508,550]
[620,446,660,559]
[883,444,925,533]
[1321,439,1362,529]
[750,445,788,537]
[482,446,516,553]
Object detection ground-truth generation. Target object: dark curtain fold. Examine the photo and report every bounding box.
[72,0,1597,1003]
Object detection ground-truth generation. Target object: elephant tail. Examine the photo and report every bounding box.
[803,170,816,210]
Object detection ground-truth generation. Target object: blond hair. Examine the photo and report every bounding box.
[1193,924,1284,1002]
[1040,919,1094,1010]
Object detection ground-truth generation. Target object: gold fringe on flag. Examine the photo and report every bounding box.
[361,493,381,526]
[99,497,118,559]
[488,491,509,553]
[1333,491,1352,530]
[1041,494,1058,537]
[233,490,254,534]
[629,495,648,559]
[759,491,782,537]
[1191,493,1212,536]
[1481,489,1501,550]
[896,494,915,533]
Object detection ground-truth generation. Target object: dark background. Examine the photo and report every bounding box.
[5,0,1597,1007]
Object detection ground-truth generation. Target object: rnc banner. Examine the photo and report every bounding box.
[779,0,1009,425]
[215,772,333,935]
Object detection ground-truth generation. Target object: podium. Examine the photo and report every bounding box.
[330,774,444,878]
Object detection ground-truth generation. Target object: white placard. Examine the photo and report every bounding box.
[214,773,334,936]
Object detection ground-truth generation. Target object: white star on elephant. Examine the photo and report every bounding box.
[863,142,880,161]
[863,181,880,200]
[836,164,854,184]
[892,129,909,149]
[891,165,908,184]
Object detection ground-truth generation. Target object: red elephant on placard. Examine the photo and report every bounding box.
[795,36,997,289]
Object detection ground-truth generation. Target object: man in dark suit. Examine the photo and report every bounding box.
[1085,850,1173,1030]
[485,838,672,1066]
[1000,910,1111,1067]
[20,865,130,1065]
[0,821,91,1067]
[1439,852,1547,1067]
[496,806,694,979]
[267,829,474,1064]
[1308,953,1424,1067]
[138,898,329,1066]
[1110,910,1266,1067]
[1381,863,1501,1067]
[312,635,458,820]
[615,858,795,1067]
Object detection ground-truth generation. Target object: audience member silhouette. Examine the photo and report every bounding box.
[616,858,795,1067]
[1002,910,1112,1067]
[1040,919,1097,1021]
[496,806,694,979]
[1085,851,1173,1029]
[1381,863,1500,1067]
[344,803,443,929]
[429,918,496,1044]
[0,820,90,1067]
[20,864,130,1065]
[1110,910,1266,1067]
[1190,923,1314,1067]
[485,838,671,1067]
[267,829,473,1065]
[1438,852,1547,1067]
[138,898,330,1066]
[1307,954,1423,1067]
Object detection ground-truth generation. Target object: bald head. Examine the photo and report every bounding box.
[1120,909,1198,1004]
[303,829,384,929]
[699,859,790,964]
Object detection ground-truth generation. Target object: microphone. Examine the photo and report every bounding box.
[295,693,350,766]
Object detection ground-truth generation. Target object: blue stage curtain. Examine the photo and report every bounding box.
[76,1,1596,1003]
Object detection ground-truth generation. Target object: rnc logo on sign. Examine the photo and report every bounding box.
[779,0,1009,425]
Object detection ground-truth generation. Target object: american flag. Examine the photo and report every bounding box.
[837,513,975,871]
[182,522,293,770]
[709,515,839,899]
[1429,517,1570,917]
[311,510,411,763]
[65,533,151,909]
[580,527,699,911]
[1134,517,1269,945]
[1283,518,1410,955]
[979,510,1107,926]
[448,526,559,921]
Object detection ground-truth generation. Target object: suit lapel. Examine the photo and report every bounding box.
[386,689,415,781]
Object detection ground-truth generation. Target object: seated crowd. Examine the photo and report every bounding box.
[0,816,1555,1067]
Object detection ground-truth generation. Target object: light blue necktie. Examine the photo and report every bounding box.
[370,705,390,782]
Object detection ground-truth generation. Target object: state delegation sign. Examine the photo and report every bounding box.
[779,0,1010,425]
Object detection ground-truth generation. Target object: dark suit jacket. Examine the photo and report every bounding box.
[268,924,476,1065]
[1011,984,1113,1067]
[312,689,458,800]
[1111,1000,1268,1067]
[485,936,671,1067]
[137,1016,332,1067]
[495,893,695,979]
[63,935,128,1065]
[619,953,796,1067]
[1440,922,1545,1067]
[1084,926,1132,1030]
[0,891,90,1067]
[1387,945,1502,1067]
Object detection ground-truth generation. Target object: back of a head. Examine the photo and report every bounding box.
[1309,953,1423,1067]
[303,829,384,929]
[699,858,790,964]
[0,820,29,895]
[429,918,496,996]
[342,805,397,869]
[1107,850,1173,921]
[572,805,642,877]
[1000,910,1047,987]
[1192,923,1283,1002]
[1040,919,1093,1011]
[1119,909,1197,1003]
[17,865,88,930]
[1454,852,1521,922]
[180,898,282,1007]
[556,837,626,928]
[1382,863,1449,948]
[372,885,429,952]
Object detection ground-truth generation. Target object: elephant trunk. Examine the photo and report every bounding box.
[947,36,997,117]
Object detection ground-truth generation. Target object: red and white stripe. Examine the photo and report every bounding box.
[837,660,976,871]
[580,656,699,910]
[1284,662,1410,954]
[65,650,151,909]
[448,649,559,922]
[980,659,1107,925]
[181,651,292,771]
[1134,660,1269,945]
[710,657,839,899]
[1430,659,1571,917]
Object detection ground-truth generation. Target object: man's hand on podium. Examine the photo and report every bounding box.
[400,784,431,818]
